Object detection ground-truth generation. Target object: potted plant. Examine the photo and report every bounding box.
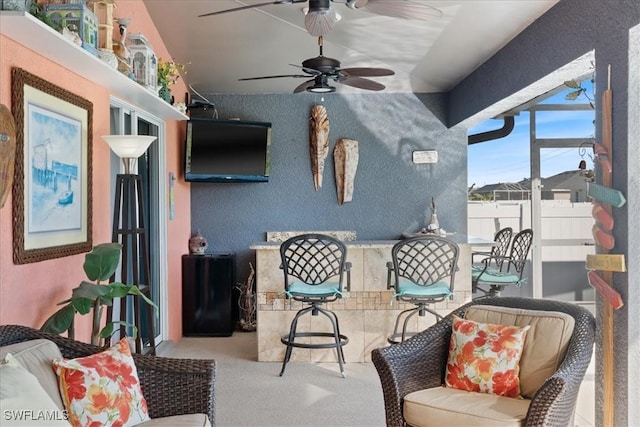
[41,242,157,347]
[157,58,187,103]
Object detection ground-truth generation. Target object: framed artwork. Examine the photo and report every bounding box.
[11,68,93,264]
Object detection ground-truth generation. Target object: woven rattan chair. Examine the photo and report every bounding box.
[371,297,595,427]
[0,324,216,424]
[279,233,351,377]
[386,235,459,343]
[472,228,533,298]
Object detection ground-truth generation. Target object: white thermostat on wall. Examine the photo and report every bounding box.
[412,150,438,164]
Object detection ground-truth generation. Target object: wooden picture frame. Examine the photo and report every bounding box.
[11,68,93,264]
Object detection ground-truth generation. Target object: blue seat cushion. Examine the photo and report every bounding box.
[472,267,520,284]
[287,281,342,297]
[395,279,451,298]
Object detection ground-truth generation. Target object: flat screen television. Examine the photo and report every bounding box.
[184,118,272,182]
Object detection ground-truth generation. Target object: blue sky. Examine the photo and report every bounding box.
[467,81,595,188]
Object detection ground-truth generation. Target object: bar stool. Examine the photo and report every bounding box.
[472,229,533,298]
[387,235,459,344]
[279,233,351,377]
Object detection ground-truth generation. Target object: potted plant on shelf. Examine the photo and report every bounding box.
[41,242,157,347]
[157,58,187,103]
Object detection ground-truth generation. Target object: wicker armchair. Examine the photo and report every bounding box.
[371,297,595,427]
[0,324,216,425]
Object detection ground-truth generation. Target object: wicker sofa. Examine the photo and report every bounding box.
[372,297,596,427]
[0,324,216,426]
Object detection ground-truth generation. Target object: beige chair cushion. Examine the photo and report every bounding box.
[0,353,71,426]
[404,386,530,427]
[0,339,65,410]
[136,414,211,427]
[464,305,575,398]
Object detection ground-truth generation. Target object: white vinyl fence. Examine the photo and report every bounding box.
[468,200,595,261]
[468,200,596,302]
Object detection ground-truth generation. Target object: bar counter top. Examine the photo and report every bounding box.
[250,234,494,250]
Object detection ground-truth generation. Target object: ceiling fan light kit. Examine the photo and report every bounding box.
[304,0,340,37]
[199,0,442,37]
[307,76,336,93]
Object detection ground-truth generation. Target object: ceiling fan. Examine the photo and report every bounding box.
[238,36,395,93]
[199,0,442,36]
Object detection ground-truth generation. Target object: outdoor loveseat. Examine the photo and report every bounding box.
[0,324,215,426]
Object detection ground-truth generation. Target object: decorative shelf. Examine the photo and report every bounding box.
[0,10,188,121]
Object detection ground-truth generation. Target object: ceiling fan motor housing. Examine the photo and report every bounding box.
[309,0,331,12]
[303,56,341,73]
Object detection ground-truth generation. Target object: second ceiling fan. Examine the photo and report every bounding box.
[199,0,442,36]
[238,36,395,93]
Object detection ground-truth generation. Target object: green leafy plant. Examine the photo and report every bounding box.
[41,243,157,346]
[29,1,61,32]
[157,58,188,87]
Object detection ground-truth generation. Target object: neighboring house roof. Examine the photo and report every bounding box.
[471,170,589,195]
[471,181,530,194]
[539,170,589,192]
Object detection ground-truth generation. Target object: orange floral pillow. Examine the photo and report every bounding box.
[445,315,530,398]
[52,338,150,427]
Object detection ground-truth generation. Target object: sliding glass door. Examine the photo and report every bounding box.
[109,101,167,350]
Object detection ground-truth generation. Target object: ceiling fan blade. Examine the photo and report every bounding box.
[340,67,395,77]
[198,0,305,18]
[344,0,443,20]
[239,74,310,81]
[294,79,316,93]
[338,76,385,91]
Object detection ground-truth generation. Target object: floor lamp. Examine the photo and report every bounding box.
[103,135,157,354]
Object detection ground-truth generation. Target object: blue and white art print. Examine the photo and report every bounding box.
[12,68,92,264]
[27,103,82,233]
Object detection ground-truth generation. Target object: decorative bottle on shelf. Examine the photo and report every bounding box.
[426,197,439,233]
[158,84,172,103]
[189,230,208,255]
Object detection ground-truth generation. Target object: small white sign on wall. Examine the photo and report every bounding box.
[412,150,438,164]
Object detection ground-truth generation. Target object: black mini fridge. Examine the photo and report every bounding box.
[182,253,236,336]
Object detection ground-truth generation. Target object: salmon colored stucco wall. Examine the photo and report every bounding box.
[0,1,190,344]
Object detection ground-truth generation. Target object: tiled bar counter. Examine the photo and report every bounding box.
[250,235,493,363]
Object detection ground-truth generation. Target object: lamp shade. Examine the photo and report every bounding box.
[102,135,156,159]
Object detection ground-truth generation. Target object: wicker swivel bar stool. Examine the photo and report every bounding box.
[278,233,351,377]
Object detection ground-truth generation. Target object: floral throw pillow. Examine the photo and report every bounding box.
[52,338,150,427]
[445,315,530,398]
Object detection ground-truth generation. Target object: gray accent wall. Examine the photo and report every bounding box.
[189,93,467,282]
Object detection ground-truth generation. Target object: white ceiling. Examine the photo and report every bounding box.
[143,0,559,96]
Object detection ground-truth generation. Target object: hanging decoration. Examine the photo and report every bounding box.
[585,64,625,427]
[333,138,358,204]
[309,104,329,191]
[0,104,17,208]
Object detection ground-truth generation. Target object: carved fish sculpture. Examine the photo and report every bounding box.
[0,104,17,208]
[309,105,329,191]
[334,138,359,205]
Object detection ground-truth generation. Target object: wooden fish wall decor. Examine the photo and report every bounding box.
[334,138,359,205]
[0,104,17,208]
[309,105,329,191]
